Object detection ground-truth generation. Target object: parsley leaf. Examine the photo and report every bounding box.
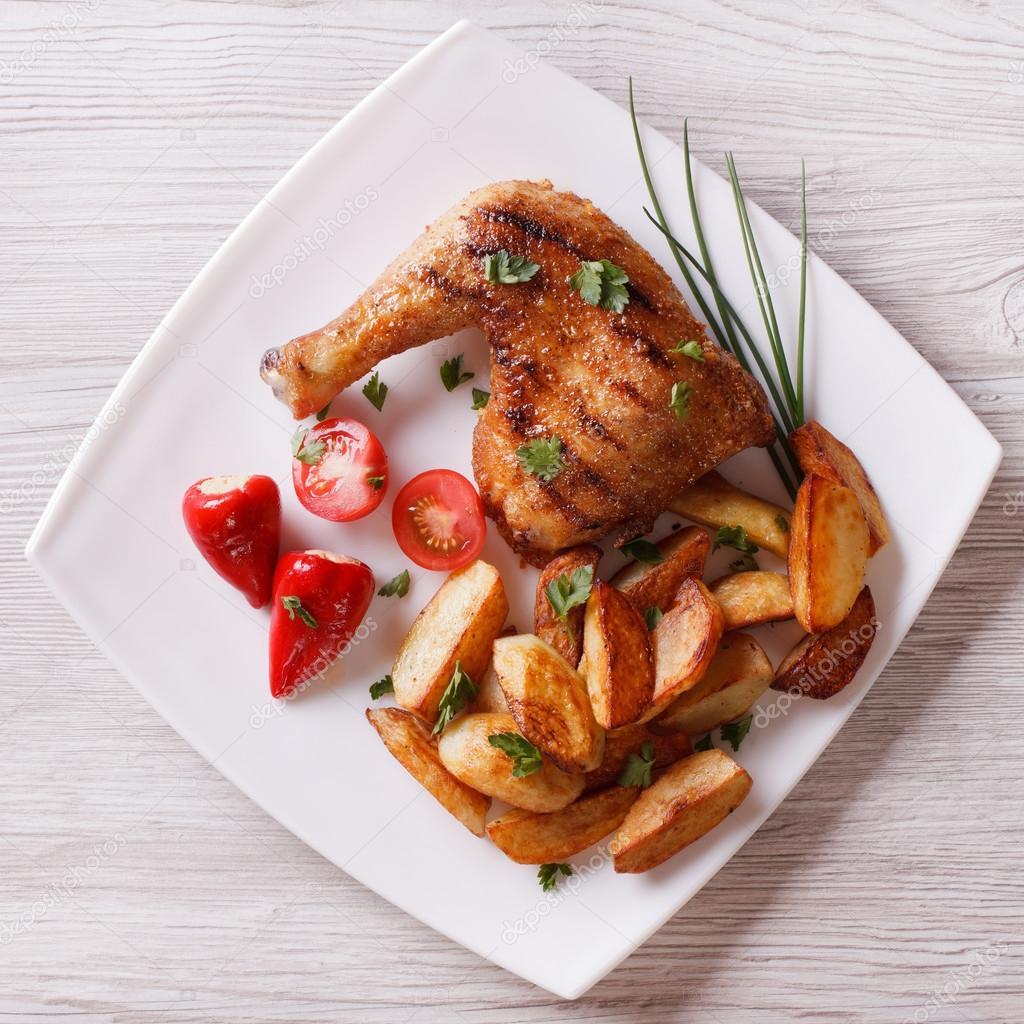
[569,259,630,312]
[432,662,477,735]
[488,732,543,777]
[672,340,705,361]
[620,537,664,565]
[440,354,474,392]
[377,570,410,598]
[471,387,490,410]
[294,438,325,465]
[369,675,394,700]
[644,606,663,631]
[775,513,790,533]
[720,715,753,751]
[729,553,760,574]
[517,435,565,482]
[617,741,656,788]
[693,734,713,752]
[713,525,759,555]
[281,595,317,629]
[483,250,539,284]
[367,474,385,490]
[315,402,332,421]
[362,370,388,411]
[544,565,594,633]
[537,862,573,892]
[669,381,693,420]
[290,425,307,457]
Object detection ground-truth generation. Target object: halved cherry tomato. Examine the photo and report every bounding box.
[392,469,486,571]
[292,417,388,522]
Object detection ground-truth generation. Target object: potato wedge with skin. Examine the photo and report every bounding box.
[639,578,724,723]
[392,560,509,723]
[790,420,889,555]
[366,708,490,837]
[669,471,791,558]
[581,580,655,729]
[533,545,602,667]
[487,786,638,864]
[437,712,584,812]
[492,634,604,773]
[610,748,752,873]
[584,723,692,792]
[772,585,877,699]
[469,625,517,715]
[611,526,710,614]
[788,475,870,633]
[653,632,773,734]
[709,571,794,630]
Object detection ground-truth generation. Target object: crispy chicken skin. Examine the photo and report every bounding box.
[261,180,774,565]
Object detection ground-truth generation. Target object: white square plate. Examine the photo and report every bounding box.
[27,21,1001,999]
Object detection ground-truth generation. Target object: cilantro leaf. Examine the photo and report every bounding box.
[672,340,705,361]
[281,595,317,629]
[617,741,656,788]
[471,387,490,410]
[440,354,474,392]
[720,715,753,751]
[569,259,630,312]
[432,662,477,735]
[620,537,664,565]
[315,402,332,421]
[362,370,388,411]
[369,675,394,700]
[669,381,693,420]
[644,606,663,631]
[714,525,759,555]
[367,474,385,490]
[693,734,713,752]
[488,732,543,777]
[537,862,573,892]
[775,513,790,533]
[483,250,539,284]
[517,435,565,482]
[378,570,410,598]
[544,565,594,633]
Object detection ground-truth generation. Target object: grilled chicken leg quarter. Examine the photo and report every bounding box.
[260,180,775,566]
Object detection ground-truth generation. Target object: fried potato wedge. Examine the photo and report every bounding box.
[708,571,794,630]
[791,420,889,554]
[533,545,602,667]
[437,712,584,813]
[492,634,604,774]
[469,625,516,715]
[610,526,710,614]
[584,723,692,792]
[788,475,869,633]
[610,749,752,873]
[392,560,509,723]
[366,708,490,837]
[772,585,877,699]
[581,580,655,729]
[486,786,637,864]
[639,578,724,723]
[653,631,773,734]
[669,471,791,558]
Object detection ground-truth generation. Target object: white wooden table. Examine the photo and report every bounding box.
[2,2,1022,1020]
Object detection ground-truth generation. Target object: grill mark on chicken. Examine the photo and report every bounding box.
[421,266,465,300]
[477,206,585,257]
[610,320,673,368]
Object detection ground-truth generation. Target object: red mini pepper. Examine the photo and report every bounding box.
[182,475,281,608]
[269,550,375,698]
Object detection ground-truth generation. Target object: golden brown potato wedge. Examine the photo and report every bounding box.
[788,475,869,633]
[581,580,655,729]
[366,708,490,837]
[708,571,794,630]
[610,749,752,873]
[533,545,602,667]
[610,526,710,614]
[639,578,724,723]
[492,634,604,773]
[584,723,692,792]
[437,712,584,812]
[486,786,638,864]
[790,420,889,555]
[653,631,773,734]
[772,585,877,699]
[669,471,791,558]
[392,560,509,723]
[469,625,517,715]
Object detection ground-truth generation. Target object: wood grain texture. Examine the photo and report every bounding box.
[1,0,1022,1020]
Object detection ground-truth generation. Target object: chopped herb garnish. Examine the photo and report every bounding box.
[290,425,307,457]
[432,662,477,735]
[775,513,790,533]
[294,437,326,465]
[369,675,394,700]
[569,259,630,313]
[281,595,317,629]
[545,566,594,636]
[714,525,759,555]
[517,435,565,482]
[483,250,539,284]
[617,741,656,788]
[693,733,713,752]
[315,402,332,421]
[729,553,760,574]
[362,370,388,411]
[669,380,693,420]
[488,732,543,777]
[644,606,663,631]
[367,474,385,490]
[720,715,753,751]
[537,862,573,892]
[672,340,705,361]
[377,570,410,598]
[620,537,664,565]
[440,354,474,392]
[471,387,490,410]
